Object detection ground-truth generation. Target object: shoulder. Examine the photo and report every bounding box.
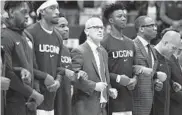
[123,35,133,43]
[102,34,111,43]
[26,22,40,35]
[1,28,15,43]
[72,43,86,54]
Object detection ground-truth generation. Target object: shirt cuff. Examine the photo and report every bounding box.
[116,75,121,83]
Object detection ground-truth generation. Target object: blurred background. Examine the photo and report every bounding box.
[1,0,182,48]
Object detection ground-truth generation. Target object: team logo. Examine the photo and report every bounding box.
[39,44,60,54]
[61,56,71,63]
[112,50,133,58]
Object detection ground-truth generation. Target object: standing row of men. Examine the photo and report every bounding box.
[1,1,182,115]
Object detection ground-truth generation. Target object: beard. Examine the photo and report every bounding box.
[51,19,59,24]
[15,19,27,31]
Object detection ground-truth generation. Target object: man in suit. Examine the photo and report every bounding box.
[132,16,167,115]
[170,40,182,115]
[152,30,181,115]
[71,17,117,115]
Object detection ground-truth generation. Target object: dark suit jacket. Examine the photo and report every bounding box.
[71,42,111,115]
[170,55,182,115]
[132,37,158,115]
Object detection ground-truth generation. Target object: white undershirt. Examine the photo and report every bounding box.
[40,23,53,34]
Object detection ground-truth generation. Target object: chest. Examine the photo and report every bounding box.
[106,39,134,60]
[34,33,60,55]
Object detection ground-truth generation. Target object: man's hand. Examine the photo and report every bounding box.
[26,101,37,111]
[1,77,10,90]
[21,68,31,84]
[65,69,76,81]
[117,75,130,86]
[141,67,153,77]
[44,74,54,87]
[172,82,182,92]
[77,70,88,80]
[157,71,167,82]
[127,76,137,90]
[154,79,163,91]
[47,80,60,92]
[109,88,118,99]
[29,90,44,106]
[95,82,107,92]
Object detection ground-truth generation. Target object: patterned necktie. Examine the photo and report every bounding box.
[147,44,152,68]
[96,47,108,101]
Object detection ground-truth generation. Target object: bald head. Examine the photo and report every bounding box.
[85,17,103,29]
[161,30,181,46]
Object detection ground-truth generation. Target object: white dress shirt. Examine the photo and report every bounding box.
[138,36,154,68]
[87,40,107,103]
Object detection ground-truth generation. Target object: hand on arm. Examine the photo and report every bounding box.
[127,75,137,90]
[108,88,118,99]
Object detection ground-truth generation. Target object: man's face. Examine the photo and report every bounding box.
[56,17,69,40]
[110,10,127,29]
[86,19,104,43]
[164,36,181,57]
[12,2,30,29]
[141,17,157,40]
[166,42,178,56]
[43,4,60,24]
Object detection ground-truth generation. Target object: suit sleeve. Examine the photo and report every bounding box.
[1,36,33,98]
[71,48,96,95]
[170,90,182,104]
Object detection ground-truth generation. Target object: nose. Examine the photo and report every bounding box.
[65,26,69,31]
[153,25,157,31]
[121,16,126,21]
[55,8,60,15]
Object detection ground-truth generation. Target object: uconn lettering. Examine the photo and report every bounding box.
[61,56,71,63]
[39,44,60,54]
[112,50,133,58]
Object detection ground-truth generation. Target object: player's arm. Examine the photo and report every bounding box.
[1,36,33,97]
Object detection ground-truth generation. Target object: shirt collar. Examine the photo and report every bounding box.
[137,35,149,47]
[86,40,100,52]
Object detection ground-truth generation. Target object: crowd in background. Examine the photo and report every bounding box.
[1,1,182,115]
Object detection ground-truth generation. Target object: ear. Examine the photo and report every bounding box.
[8,8,15,18]
[39,9,44,16]
[109,18,113,24]
[84,29,89,36]
[139,27,144,32]
[164,41,168,45]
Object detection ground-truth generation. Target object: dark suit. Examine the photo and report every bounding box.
[170,55,182,115]
[132,37,158,115]
[71,42,111,115]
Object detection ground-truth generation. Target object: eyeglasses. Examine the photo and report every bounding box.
[141,24,157,28]
[87,26,104,30]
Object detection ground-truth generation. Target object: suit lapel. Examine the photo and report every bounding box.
[135,37,150,66]
[83,43,100,79]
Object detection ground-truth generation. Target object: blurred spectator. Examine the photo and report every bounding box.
[137,1,162,45]
[78,1,103,25]
[1,12,8,28]
[58,1,79,26]
[137,1,160,23]
[160,1,182,31]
